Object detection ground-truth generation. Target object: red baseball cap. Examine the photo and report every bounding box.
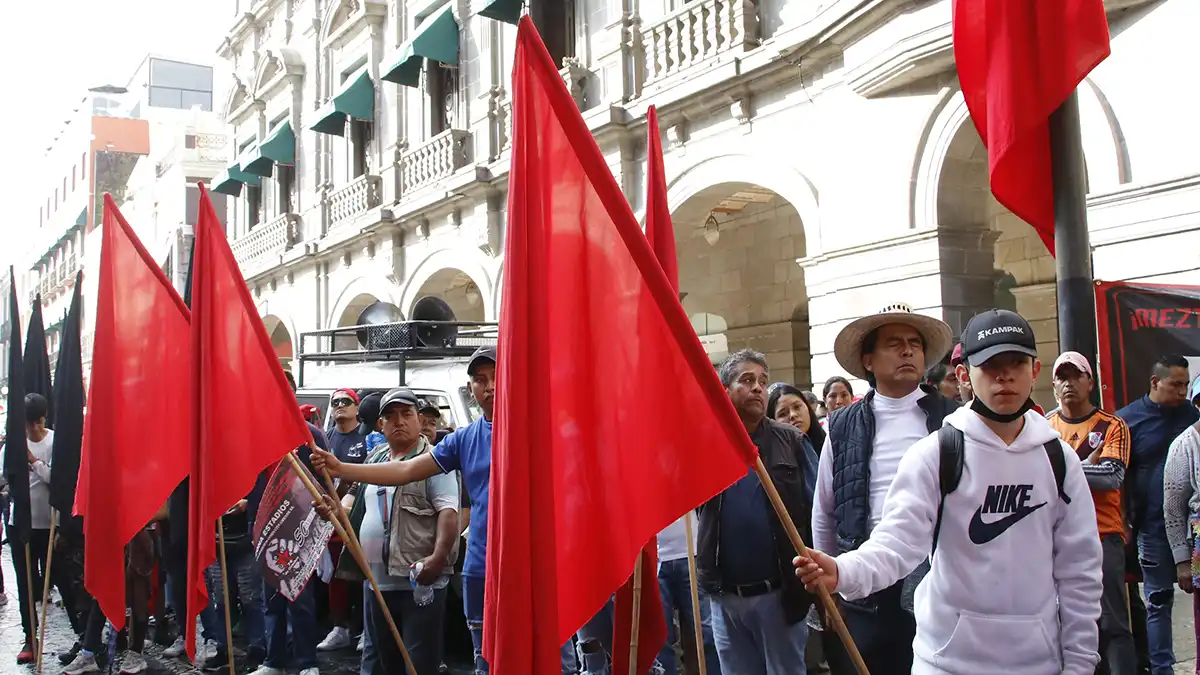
[949,343,964,367]
[332,389,360,404]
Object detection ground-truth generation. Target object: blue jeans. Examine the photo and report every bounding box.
[463,575,582,674]
[710,591,808,675]
[263,574,317,669]
[204,541,266,653]
[658,559,721,675]
[1138,530,1176,675]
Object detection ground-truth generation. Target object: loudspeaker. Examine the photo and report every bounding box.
[356,301,403,349]
[412,296,459,348]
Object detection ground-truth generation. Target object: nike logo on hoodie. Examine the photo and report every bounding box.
[968,483,1047,545]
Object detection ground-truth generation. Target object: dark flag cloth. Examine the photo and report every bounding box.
[484,19,757,673]
[23,296,53,428]
[252,461,333,600]
[3,267,30,543]
[50,275,85,525]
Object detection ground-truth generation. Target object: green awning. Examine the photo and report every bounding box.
[478,0,522,24]
[381,4,459,87]
[261,120,295,165]
[241,145,274,178]
[211,163,260,197]
[310,71,375,136]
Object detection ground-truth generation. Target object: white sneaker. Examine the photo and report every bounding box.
[63,652,100,675]
[317,626,352,651]
[203,639,219,661]
[119,652,148,674]
[356,632,365,653]
[162,636,186,659]
[299,668,319,675]
[249,667,286,675]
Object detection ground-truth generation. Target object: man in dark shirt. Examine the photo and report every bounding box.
[319,388,365,653]
[1117,355,1199,675]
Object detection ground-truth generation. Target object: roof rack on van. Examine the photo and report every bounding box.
[296,320,498,387]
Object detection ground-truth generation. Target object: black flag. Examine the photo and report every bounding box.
[168,238,196,546]
[23,296,53,428]
[49,274,84,518]
[4,267,30,542]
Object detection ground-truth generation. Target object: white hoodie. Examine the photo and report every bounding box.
[833,406,1102,675]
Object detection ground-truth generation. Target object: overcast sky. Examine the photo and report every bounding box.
[0,0,232,268]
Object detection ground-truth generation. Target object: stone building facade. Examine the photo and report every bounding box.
[218,0,1200,406]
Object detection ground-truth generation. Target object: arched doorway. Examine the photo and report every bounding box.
[671,183,812,388]
[262,314,294,372]
[410,268,486,323]
[936,121,1058,405]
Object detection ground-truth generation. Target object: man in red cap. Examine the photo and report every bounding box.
[319,388,368,652]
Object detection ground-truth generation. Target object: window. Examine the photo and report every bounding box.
[185,184,201,226]
[63,177,67,196]
[427,60,458,137]
[532,0,576,68]
[147,59,214,111]
[277,164,294,214]
[81,152,87,181]
[246,184,263,230]
[185,134,197,149]
[350,120,373,178]
[72,166,77,191]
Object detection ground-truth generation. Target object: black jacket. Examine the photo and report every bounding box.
[696,418,816,624]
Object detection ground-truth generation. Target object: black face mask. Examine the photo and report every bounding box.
[970,395,1035,423]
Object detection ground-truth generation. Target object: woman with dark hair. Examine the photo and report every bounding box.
[822,376,854,414]
[768,384,826,453]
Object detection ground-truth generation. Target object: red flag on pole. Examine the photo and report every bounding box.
[483,19,757,673]
[611,105,672,675]
[185,185,314,659]
[80,195,191,629]
[951,0,1111,255]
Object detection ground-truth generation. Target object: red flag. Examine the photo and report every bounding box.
[952,0,1110,255]
[611,105,672,675]
[483,19,757,673]
[80,195,191,629]
[185,186,314,659]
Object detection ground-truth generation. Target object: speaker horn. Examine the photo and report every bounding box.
[412,296,458,348]
[356,301,403,349]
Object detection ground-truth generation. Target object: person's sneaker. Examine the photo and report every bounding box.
[298,668,319,675]
[62,651,100,675]
[58,641,83,665]
[245,646,266,668]
[202,639,218,661]
[317,626,352,651]
[248,667,286,675]
[162,636,186,659]
[118,652,148,674]
[201,647,228,672]
[17,641,35,664]
[356,632,365,653]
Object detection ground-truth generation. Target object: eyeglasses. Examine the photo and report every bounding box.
[331,398,356,408]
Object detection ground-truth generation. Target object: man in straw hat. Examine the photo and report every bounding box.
[810,303,958,674]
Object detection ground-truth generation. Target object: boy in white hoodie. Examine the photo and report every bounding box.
[794,309,1103,675]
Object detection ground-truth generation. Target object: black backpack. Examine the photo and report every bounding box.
[932,424,1070,553]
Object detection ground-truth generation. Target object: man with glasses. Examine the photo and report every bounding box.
[1117,355,1199,675]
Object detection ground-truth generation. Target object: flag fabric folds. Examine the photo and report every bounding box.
[23,297,53,428]
[611,105,672,675]
[484,18,758,673]
[3,268,30,544]
[49,275,85,522]
[951,0,1111,255]
[80,196,192,629]
[185,185,314,659]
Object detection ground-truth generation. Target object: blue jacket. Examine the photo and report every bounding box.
[1117,395,1199,536]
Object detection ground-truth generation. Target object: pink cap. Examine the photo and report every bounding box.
[1053,351,1093,378]
[949,343,964,367]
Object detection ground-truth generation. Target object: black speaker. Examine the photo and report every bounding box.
[356,301,404,349]
[411,296,459,348]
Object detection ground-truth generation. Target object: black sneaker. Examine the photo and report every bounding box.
[59,641,84,665]
[245,646,266,668]
[201,648,229,672]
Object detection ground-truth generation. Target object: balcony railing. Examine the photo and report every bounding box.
[329,174,383,227]
[643,0,759,88]
[400,129,472,196]
[232,213,299,274]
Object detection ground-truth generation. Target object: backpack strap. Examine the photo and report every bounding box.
[1044,440,1071,505]
[933,425,965,555]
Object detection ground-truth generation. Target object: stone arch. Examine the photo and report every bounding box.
[667,154,824,257]
[223,77,250,121]
[399,248,494,322]
[325,275,403,329]
[321,0,359,40]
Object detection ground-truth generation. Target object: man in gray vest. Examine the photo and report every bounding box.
[811,304,956,675]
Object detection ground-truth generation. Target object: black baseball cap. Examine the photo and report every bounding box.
[418,399,441,417]
[379,387,419,413]
[961,309,1038,367]
[467,345,497,377]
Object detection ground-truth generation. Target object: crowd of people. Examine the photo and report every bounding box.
[3,300,1200,675]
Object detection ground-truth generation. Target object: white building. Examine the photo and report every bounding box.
[217,0,1200,407]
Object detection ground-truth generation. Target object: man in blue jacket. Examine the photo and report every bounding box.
[1117,355,1198,675]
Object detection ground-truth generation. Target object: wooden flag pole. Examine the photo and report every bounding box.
[24,542,39,660]
[284,450,419,675]
[34,511,57,672]
[753,457,869,675]
[216,517,237,675]
[683,516,707,675]
[628,555,644,675]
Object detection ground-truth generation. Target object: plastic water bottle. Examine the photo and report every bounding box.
[410,562,434,607]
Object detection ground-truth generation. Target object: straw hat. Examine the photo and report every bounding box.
[834,303,954,380]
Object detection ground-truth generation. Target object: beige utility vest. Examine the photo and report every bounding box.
[383,437,459,577]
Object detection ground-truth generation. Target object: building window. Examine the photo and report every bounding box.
[427,61,458,137]
[148,59,214,111]
[350,120,373,178]
[277,164,294,214]
[72,166,77,191]
[532,0,576,69]
[185,134,197,149]
[81,152,87,181]
[246,184,263,230]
